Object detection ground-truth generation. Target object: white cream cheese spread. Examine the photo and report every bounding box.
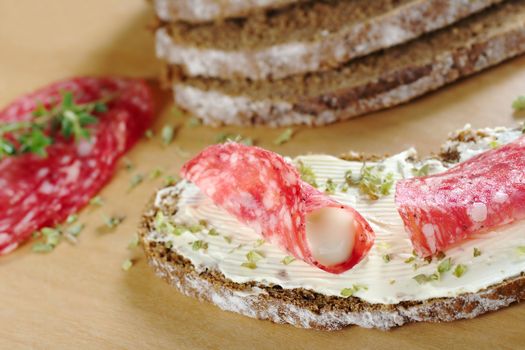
[147,126,525,304]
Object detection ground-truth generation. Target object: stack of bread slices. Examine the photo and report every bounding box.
[153,0,525,126]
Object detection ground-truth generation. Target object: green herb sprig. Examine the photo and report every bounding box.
[296,160,318,188]
[0,91,109,159]
[345,164,395,200]
[512,95,525,111]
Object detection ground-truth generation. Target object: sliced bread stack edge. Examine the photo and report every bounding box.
[152,0,525,126]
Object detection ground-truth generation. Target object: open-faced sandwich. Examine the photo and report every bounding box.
[139,125,525,330]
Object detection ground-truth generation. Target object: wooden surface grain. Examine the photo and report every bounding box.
[0,1,524,349]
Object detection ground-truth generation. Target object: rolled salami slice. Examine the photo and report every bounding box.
[396,136,525,256]
[0,77,154,255]
[181,143,375,274]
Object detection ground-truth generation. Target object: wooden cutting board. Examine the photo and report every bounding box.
[1,1,524,349]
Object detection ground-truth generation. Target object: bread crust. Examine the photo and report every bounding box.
[168,6,525,127]
[154,0,302,23]
[156,0,502,80]
[138,134,525,330]
[139,234,525,330]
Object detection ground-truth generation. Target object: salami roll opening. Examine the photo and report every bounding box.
[180,142,375,274]
[305,207,355,266]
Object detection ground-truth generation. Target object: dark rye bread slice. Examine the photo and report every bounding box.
[138,127,525,330]
[156,0,503,80]
[154,0,304,23]
[168,0,525,127]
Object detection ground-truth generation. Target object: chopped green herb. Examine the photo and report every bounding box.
[404,256,416,264]
[412,164,431,177]
[161,124,175,146]
[32,242,54,253]
[344,169,360,186]
[215,133,254,146]
[149,168,164,179]
[354,284,368,291]
[173,226,187,236]
[246,250,265,263]
[208,228,220,236]
[123,157,134,171]
[154,211,177,236]
[296,160,317,188]
[413,273,440,284]
[437,258,452,274]
[358,164,395,200]
[340,183,349,192]
[241,261,257,269]
[191,240,208,251]
[32,227,62,253]
[281,256,296,265]
[189,223,205,233]
[187,117,201,128]
[41,227,61,246]
[389,279,396,285]
[103,214,125,229]
[340,288,355,297]
[273,128,294,145]
[254,239,265,248]
[144,129,154,139]
[376,242,392,251]
[453,264,467,278]
[516,246,525,255]
[488,140,500,149]
[223,235,233,244]
[164,175,179,186]
[512,95,525,111]
[66,224,85,237]
[129,174,144,190]
[340,284,368,297]
[89,196,104,207]
[121,259,133,271]
[324,178,336,194]
[473,247,482,257]
[0,91,110,159]
[382,254,392,263]
[66,214,78,225]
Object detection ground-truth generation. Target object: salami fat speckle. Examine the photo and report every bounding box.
[0,77,154,255]
[396,136,525,256]
[181,143,375,274]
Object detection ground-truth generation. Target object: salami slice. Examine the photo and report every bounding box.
[0,77,154,255]
[396,136,525,256]
[181,143,375,274]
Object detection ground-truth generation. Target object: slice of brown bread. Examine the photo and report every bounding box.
[167,0,525,126]
[138,127,525,330]
[156,0,503,80]
[154,0,303,23]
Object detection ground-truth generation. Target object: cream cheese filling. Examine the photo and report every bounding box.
[148,126,525,304]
